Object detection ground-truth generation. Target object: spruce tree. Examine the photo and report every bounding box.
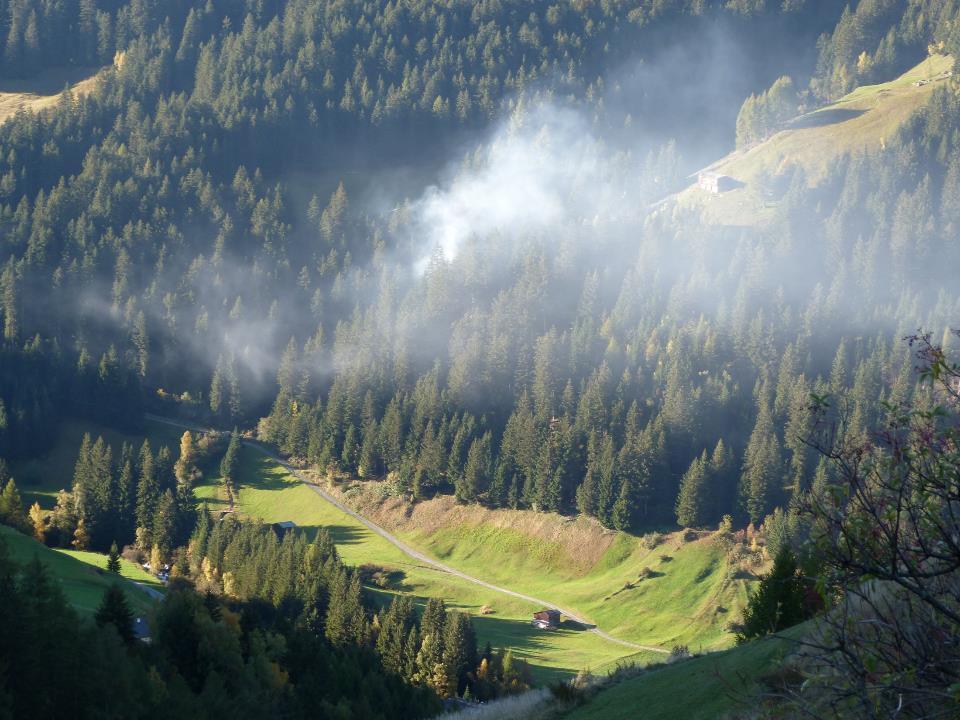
[737,546,806,642]
[107,541,121,573]
[675,451,708,528]
[95,585,135,645]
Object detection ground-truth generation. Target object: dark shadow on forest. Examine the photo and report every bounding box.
[0,65,101,94]
[786,107,866,129]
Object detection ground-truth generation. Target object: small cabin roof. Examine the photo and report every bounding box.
[133,616,151,640]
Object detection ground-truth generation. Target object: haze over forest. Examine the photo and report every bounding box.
[0,0,959,718]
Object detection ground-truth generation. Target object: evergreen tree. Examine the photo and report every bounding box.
[675,451,709,528]
[740,389,782,524]
[0,479,28,532]
[95,585,135,645]
[107,542,121,573]
[737,546,807,642]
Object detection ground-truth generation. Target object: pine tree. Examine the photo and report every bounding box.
[740,389,782,524]
[115,444,136,546]
[675,451,709,528]
[442,612,476,697]
[107,542,121,573]
[135,441,159,548]
[610,478,633,531]
[737,546,806,642]
[458,433,491,503]
[210,357,226,416]
[325,567,365,648]
[152,490,177,557]
[0,260,17,341]
[95,585,135,645]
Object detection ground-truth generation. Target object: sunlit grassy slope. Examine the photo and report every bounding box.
[679,54,954,226]
[565,628,802,720]
[195,445,644,682]
[0,524,157,616]
[0,66,102,124]
[397,520,749,652]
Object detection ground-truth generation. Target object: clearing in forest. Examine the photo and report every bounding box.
[0,66,102,124]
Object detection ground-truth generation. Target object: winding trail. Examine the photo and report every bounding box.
[145,413,667,654]
[134,581,165,601]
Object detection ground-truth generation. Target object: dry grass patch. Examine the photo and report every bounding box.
[0,66,104,124]
[330,480,618,575]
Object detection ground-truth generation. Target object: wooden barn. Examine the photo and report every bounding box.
[697,171,737,194]
[532,609,561,630]
[272,520,297,537]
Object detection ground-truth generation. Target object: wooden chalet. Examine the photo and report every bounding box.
[532,609,561,630]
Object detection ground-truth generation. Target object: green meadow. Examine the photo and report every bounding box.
[565,627,804,720]
[0,524,157,616]
[195,443,643,681]
[400,522,750,652]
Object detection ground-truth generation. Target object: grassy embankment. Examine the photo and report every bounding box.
[678,53,955,227]
[336,485,756,651]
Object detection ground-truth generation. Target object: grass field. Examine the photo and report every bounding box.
[564,627,804,720]
[195,445,645,681]
[397,520,748,652]
[0,524,157,616]
[679,54,955,227]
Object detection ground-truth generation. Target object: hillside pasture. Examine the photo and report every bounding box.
[336,484,754,652]
[194,444,640,682]
[564,628,803,720]
[678,54,955,227]
[0,524,157,616]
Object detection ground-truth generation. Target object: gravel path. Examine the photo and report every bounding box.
[145,413,667,654]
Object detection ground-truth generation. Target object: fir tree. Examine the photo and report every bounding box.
[737,546,807,642]
[675,451,709,528]
[95,585,135,645]
[107,541,121,573]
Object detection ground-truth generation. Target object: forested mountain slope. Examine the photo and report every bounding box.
[0,1,959,717]
[0,0,958,541]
